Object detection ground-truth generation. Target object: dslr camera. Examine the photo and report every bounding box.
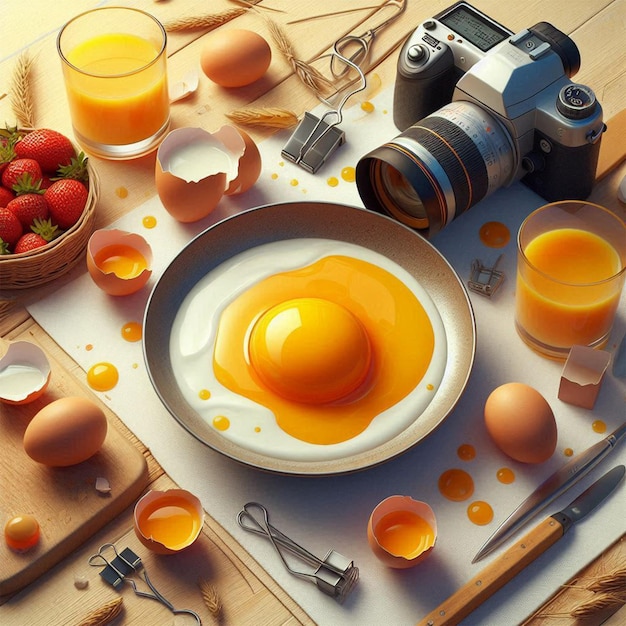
[355,2,605,238]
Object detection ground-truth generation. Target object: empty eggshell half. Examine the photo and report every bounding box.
[0,341,51,405]
[155,127,238,223]
[214,126,262,195]
[134,489,204,554]
[87,229,153,296]
[367,495,437,569]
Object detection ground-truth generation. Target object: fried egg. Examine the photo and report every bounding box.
[169,239,447,461]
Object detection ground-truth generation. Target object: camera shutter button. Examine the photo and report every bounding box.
[557,84,597,120]
[407,44,427,63]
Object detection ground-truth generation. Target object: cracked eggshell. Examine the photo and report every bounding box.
[86,229,153,296]
[0,341,51,405]
[134,489,204,554]
[367,495,437,569]
[155,127,237,223]
[215,126,262,196]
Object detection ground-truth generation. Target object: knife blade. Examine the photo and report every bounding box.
[473,421,626,563]
[418,464,625,626]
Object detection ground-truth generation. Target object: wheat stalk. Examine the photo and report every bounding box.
[226,107,298,129]
[164,8,247,32]
[198,578,223,620]
[10,51,36,128]
[77,597,123,626]
[570,592,625,618]
[586,567,626,594]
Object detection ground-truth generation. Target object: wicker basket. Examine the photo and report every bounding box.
[0,133,99,290]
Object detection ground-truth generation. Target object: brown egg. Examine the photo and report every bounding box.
[134,489,204,554]
[23,396,108,466]
[200,29,271,88]
[0,341,51,405]
[86,229,153,296]
[367,495,437,569]
[214,126,262,195]
[155,127,236,223]
[484,382,557,463]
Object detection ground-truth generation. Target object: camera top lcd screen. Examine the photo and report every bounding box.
[440,5,511,52]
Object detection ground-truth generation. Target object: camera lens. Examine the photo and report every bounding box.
[356,102,516,238]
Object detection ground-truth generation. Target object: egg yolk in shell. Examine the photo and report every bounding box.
[212,255,435,445]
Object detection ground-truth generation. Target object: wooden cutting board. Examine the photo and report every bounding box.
[0,327,149,596]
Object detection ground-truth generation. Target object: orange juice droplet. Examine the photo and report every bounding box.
[327,176,339,187]
[467,501,494,525]
[94,244,147,279]
[213,415,230,431]
[497,467,515,484]
[137,495,200,549]
[361,101,375,113]
[115,186,128,199]
[142,215,157,229]
[438,469,474,501]
[479,221,510,248]
[592,420,606,434]
[564,447,574,457]
[341,166,356,183]
[290,179,299,187]
[254,426,261,433]
[199,389,211,400]
[374,510,434,558]
[426,383,434,391]
[85,343,93,351]
[87,362,119,391]
[457,444,476,461]
[121,321,142,342]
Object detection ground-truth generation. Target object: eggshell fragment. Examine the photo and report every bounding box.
[214,126,262,195]
[0,341,51,405]
[484,382,557,463]
[367,495,437,569]
[200,29,271,88]
[23,396,108,467]
[87,229,153,296]
[134,489,204,554]
[155,127,238,222]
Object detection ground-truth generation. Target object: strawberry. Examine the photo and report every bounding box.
[7,194,49,229]
[15,129,76,173]
[0,186,15,207]
[44,179,88,229]
[2,158,42,190]
[0,207,23,248]
[13,232,49,254]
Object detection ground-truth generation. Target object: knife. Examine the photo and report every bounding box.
[473,421,626,563]
[418,464,625,626]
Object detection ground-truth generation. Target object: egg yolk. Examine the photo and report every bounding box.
[212,255,435,445]
[5,514,40,551]
[249,298,372,404]
[87,362,119,391]
[438,468,474,501]
[136,495,201,550]
[93,244,147,279]
[467,500,494,525]
[374,510,434,558]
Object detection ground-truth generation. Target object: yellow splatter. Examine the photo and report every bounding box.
[121,321,142,342]
[199,389,211,400]
[327,177,339,187]
[290,179,299,187]
[213,415,230,431]
[271,173,279,180]
[341,166,356,183]
[142,215,157,229]
[360,101,375,113]
[592,420,606,434]
[115,186,128,199]
[564,447,574,457]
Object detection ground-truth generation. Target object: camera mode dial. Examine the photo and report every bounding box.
[557,84,597,120]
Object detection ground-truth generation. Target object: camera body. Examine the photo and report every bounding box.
[357,2,605,237]
[393,2,604,203]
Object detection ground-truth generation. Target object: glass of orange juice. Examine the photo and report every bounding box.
[57,7,170,160]
[515,201,626,359]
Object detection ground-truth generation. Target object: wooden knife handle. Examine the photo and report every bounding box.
[417,516,566,626]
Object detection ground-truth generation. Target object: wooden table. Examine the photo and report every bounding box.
[1,1,625,624]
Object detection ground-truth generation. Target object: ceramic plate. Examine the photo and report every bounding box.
[143,202,475,475]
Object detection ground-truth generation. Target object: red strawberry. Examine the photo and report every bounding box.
[2,158,42,190]
[7,194,49,229]
[14,232,49,254]
[0,206,23,247]
[0,186,15,207]
[15,129,76,173]
[44,179,88,229]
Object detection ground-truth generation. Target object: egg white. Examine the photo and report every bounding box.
[169,238,447,461]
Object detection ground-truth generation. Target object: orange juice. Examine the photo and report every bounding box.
[516,228,622,349]
[63,33,169,146]
[93,243,148,279]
